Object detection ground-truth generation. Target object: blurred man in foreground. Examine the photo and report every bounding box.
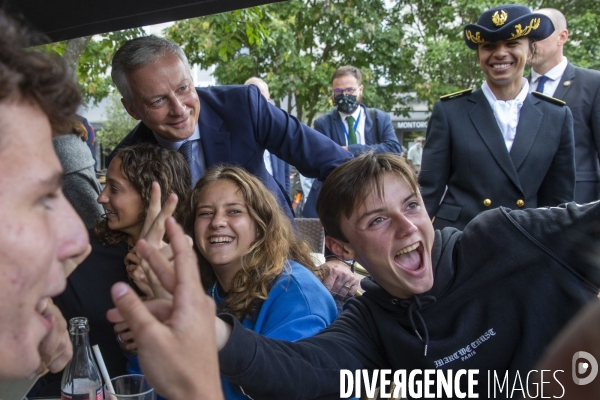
[0,11,223,400]
[0,11,88,381]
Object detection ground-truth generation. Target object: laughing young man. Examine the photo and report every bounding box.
[212,151,599,399]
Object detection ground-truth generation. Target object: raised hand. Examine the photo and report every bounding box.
[107,217,223,400]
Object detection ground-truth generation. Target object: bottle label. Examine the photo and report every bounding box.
[61,387,103,400]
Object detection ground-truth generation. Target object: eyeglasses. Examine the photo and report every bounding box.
[333,87,358,95]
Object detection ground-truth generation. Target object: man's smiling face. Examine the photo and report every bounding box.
[123,53,200,142]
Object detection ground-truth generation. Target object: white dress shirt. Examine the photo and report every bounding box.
[338,106,366,145]
[482,78,529,152]
[530,57,569,96]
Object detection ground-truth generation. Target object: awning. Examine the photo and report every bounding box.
[3,0,282,43]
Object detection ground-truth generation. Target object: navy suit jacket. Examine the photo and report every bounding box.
[420,89,575,230]
[302,104,401,218]
[312,104,401,155]
[551,63,600,203]
[269,152,290,196]
[108,85,352,220]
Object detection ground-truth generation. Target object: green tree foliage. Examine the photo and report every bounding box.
[166,1,413,125]
[40,28,146,105]
[95,92,138,155]
[41,0,598,114]
[394,0,600,103]
[167,0,598,113]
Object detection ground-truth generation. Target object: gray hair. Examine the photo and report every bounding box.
[111,35,191,105]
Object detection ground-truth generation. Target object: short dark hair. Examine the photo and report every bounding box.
[317,152,419,242]
[331,65,362,85]
[0,11,81,137]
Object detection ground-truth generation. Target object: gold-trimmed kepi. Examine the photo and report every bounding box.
[463,4,555,50]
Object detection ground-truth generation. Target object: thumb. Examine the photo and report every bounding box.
[110,282,156,337]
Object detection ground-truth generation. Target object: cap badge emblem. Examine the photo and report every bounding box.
[492,10,508,26]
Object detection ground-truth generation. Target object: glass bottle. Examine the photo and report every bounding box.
[61,317,104,400]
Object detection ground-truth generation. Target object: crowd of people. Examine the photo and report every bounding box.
[1,3,599,400]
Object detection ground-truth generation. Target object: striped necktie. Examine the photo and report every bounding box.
[178,140,197,186]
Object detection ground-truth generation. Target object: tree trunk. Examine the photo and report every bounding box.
[63,36,92,79]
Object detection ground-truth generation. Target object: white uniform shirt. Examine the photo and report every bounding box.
[482,78,529,152]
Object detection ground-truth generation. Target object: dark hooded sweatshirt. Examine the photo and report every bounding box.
[219,202,600,399]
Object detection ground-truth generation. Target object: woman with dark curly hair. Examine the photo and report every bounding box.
[187,165,337,399]
[46,143,190,390]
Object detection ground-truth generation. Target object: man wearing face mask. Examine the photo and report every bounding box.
[313,65,401,156]
[302,66,401,217]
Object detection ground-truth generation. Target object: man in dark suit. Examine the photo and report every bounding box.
[420,4,575,231]
[528,8,600,203]
[244,76,290,196]
[108,36,352,222]
[312,65,401,156]
[303,65,401,217]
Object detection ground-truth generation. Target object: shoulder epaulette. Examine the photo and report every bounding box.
[440,88,473,101]
[531,91,566,106]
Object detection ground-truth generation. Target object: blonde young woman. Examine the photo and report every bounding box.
[138,165,337,399]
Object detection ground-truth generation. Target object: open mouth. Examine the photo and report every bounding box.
[106,209,117,218]
[209,236,233,244]
[394,242,424,274]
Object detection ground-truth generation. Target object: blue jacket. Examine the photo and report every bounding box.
[312,104,401,156]
[269,152,291,196]
[303,104,400,217]
[107,85,352,220]
[545,62,600,203]
[218,261,337,399]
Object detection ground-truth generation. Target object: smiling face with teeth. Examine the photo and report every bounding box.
[97,157,145,242]
[194,179,258,291]
[326,173,435,299]
[477,37,531,100]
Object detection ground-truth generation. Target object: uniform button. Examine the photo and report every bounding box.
[483,199,492,207]
[516,199,525,207]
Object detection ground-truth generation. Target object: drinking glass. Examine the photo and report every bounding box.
[104,374,156,400]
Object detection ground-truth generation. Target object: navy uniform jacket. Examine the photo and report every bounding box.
[420,89,575,230]
[108,85,352,220]
[552,63,600,203]
[312,104,402,156]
